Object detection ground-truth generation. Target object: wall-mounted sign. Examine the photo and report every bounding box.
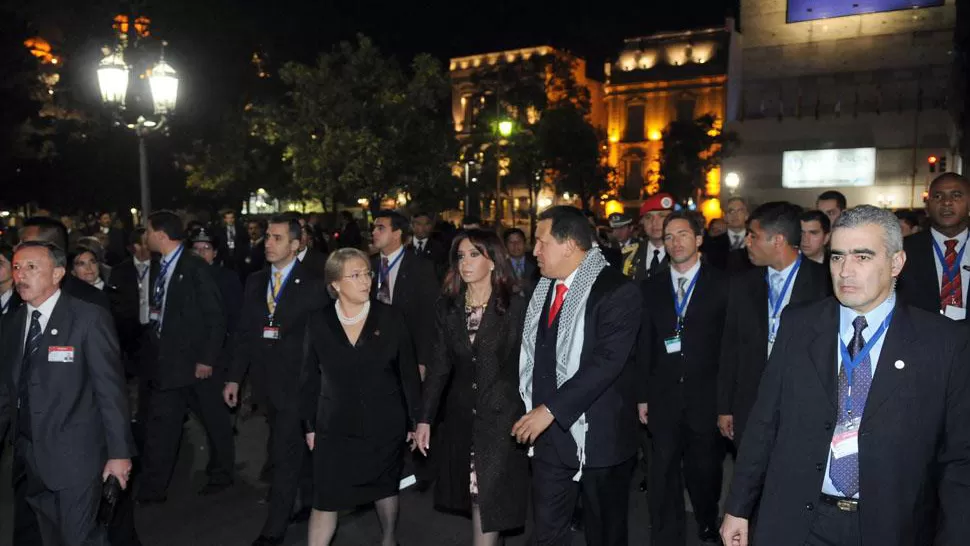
[782,148,876,188]
[787,0,944,23]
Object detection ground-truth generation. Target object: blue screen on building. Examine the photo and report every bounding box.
[787,0,944,23]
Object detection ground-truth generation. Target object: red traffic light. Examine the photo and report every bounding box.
[928,155,939,164]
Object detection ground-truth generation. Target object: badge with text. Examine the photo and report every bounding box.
[149,308,161,322]
[943,305,966,321]
[664,335,682,354]
[262,318,281,340]
[48,346,75,363]
[831,417,861,459]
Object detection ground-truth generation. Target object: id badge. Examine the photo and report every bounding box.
[831,417,862,459]
[48,346,75,363]
[664,335,682,354]
[943,305,966,321]
[149,308,161,322]
[263,318,280,340]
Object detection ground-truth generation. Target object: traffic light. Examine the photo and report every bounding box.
[928,155,938,173]
[940,155,948,172]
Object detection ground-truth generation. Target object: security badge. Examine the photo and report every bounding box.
[831,416,861,459]
[262,317,281,340]
[48,346,75,362]
[664,335,682,354]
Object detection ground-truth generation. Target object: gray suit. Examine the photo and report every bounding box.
[0,291,135,546]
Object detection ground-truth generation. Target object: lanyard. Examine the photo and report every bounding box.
[267,266,295,318]
[767,254,802,342]
[670,268,701,333]
[153,246,183,303]
[931,237,967,287]
[136,262,150,284]
[838,309,894,413]
[379,251,405,287]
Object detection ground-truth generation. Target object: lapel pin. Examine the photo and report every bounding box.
[374,330,380,337]
[295,278,301,284]
[50,329,58,335]
[894,360,905,370]
[178,274,183,281]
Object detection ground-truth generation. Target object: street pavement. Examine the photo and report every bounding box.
[0,413,729,546]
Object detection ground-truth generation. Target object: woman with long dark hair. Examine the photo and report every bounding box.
[413,229,529,545]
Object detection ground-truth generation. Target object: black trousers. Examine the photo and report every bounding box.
[261,403,313,539]
[637,424,651,477]
[802,502,861,546]
[531,457,635,546]
[138,378,235,498]
[15,439,107,546]
[649,410,723,545]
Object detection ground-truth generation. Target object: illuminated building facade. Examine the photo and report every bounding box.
[603,20,742,217]
[723,0,963,209]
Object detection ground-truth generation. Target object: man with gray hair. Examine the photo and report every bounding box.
[721,205,970,546]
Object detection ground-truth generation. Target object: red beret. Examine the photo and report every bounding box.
[640,192,676,215]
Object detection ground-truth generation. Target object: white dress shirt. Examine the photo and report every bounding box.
[378,245,405,302]
[297,247,308,262]
[24,290,61,346]
[728,229,747,250]
[930,227,969,311]
[266,258,298,313]
[413,238,428,253]
[135,258,151,325]
[158,245,184,324]
[93,278,105,291]
[670,259,702,312]
[766,256,801,354]
[646,241,667,266]
[1,288,13,314]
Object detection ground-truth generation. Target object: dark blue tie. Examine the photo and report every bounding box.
[18,310,43,418]
[153,257,172,333]
[830,315,872,497]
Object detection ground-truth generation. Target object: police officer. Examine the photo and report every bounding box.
[609,212,641,278]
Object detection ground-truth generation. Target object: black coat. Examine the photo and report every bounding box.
[109,258,158,366]
[143,249,226,390]
[421,293,529,533]
[508,255,539,298]
[725,298,970,546]
[231,261,329,408]
[717,258,832,446]
[370,250,440,365]
[637,263,729,426]
[896,229,965,319]
[702,233,754,275]
[0,293,136,489]
[241,238,267,279]
[298,247,329,280]
[217,222,249,271]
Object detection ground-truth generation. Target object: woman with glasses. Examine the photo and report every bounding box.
[413,229,529,545]
[302,248,421,546]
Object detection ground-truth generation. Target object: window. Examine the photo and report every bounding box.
[626,159,644,191]
[676,98,696,123]
[625,104,645,141]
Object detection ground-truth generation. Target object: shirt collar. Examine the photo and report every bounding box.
[297,247,308,261]
[930,227,969,248]
[162,245,182,265]
[134,257,150,268]
[414,237,427,245]
[271,258,297,279]
[728,228,746,238]
[27,289,61,317]
[671,259,701,282]
[557,268,578,290]
[382,245,404,263]
[768,254,800,277]
[840,292,896,339]
[647,241,665,255]
[93,278,105,290]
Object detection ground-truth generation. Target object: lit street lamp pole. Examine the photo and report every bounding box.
[496,119,513,226]
[97,34,179,223]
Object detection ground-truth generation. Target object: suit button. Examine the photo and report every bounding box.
[678,377,684,384]
[805,503,814,511]
[824,421,833,431]
[816,463,824,471]
[472,383,478,390]
[472,408,477,415]
[472,356,477,362]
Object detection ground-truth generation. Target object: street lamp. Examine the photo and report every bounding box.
[724,172,741,194]
[498,120,513,138]
[97,37,179,222]
[495,119,513,226]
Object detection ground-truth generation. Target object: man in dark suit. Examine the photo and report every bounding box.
[137,211,234,503]
[631,193,675,281]
[279,212,328,279]
[96,212,128,266]
[637,211,728,545]
[0,242,14,315]
[801,209,832,266]
[369,210,438,374]
[721,205,970,546]
[717,201,831,449]
[409,211,447,279]
[217,209,248,274]
[19,217,111,312]
[505,228,539,297]
[243,219,268,280]
[513,206,642,546]
[109,228,157,371]
[897,172,970,321]
[0,241,135,545]
[189,228,244,366]
[703,197,754,274]
[224,215,329,546]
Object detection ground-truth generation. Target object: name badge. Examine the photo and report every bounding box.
[48,346,75,363]
[262,327,280,340]
[149,308,161,322]
[831,418,861,459]
[943,305,966,321]
[664,335,682,354]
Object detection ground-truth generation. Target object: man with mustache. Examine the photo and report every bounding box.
[897,172,970,321]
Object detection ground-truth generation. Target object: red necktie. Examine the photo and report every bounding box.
[548,284,568,327]
[941,239,963,309]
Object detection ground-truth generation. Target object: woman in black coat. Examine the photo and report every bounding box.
[413,229,529,545]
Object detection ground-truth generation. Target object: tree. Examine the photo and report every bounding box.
[657,113,739,203]
[251,35,453,215]
[537,104,611,210]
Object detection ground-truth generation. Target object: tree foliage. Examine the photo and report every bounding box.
[657,113,738,203]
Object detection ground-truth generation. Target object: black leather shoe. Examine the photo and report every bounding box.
[638,478,648,492]
[698,525,720,543]
[251,536,283,546]
[198,481,233,496]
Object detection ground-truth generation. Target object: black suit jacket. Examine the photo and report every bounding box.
[242,238,267,278]
[0,292,136,489]
[218,222,249,268]
[109,258,159,361]
[534,265,643,469]
[897,230,960,318]
[717,257,832,445]
[725,299,970,546]
[146,250,226,390]
[703,233,754,275]
[508,255,540,297]
[298,247,329,280]
[370,250,439,365]
[231,260,329,408]
[637,263,729,425]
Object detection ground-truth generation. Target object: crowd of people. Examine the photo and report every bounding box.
[0,172,968,546]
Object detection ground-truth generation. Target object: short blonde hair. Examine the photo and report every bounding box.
[325,248,371,298]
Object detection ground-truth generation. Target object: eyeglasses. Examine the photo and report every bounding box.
[343,271,374,282]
